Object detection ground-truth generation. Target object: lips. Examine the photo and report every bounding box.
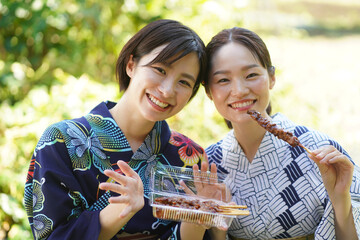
[147,94,170,109]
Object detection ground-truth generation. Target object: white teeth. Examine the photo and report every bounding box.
[231,101,253,108]
[149,95,169,108]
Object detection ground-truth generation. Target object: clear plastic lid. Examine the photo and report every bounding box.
[150,165,229,201]
[149,165,240,229]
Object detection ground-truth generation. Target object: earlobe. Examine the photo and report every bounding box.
[126,55,135,78]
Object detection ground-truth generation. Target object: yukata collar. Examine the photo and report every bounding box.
[97,101,171,161]
[131,120,170,162]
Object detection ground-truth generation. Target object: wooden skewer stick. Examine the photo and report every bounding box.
[220,209,250,216]
[219,205,248,209]
[299,144,317,157]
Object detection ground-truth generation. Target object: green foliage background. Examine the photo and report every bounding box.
[1,0,360,238]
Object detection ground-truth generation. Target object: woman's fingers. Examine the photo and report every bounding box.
[117,160,141,180]
[200,161,210,184]
[319,150,338,164]
[179,180,195,195]
[192,164,203,190]
[108,195,130,204]
[103,169,127,185]
[102,161,143,188]
[98,160,145,219]
[99,182,126,194]
[201,161,209,172]
[209,163,218,185]
[312,146,333,160]
[311,146,353,169]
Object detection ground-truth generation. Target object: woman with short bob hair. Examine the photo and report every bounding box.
[24,19,212,240]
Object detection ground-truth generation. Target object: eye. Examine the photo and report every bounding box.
[153,67,166,75]
[246,73,259,79]
[218,78,229,83]
[179,80,192,88]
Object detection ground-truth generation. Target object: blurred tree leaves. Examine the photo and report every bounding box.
[1,0,131,105]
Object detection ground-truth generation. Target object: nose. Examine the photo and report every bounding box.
[232,79,249,96]
[158,79,176,98]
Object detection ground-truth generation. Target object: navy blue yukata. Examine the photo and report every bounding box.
[24,101,207,240]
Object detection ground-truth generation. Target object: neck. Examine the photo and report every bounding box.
[110,98,155,152]
[232,120,267,163]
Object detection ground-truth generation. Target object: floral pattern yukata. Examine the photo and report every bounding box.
[24,101,206,240]
[206,113,360,240]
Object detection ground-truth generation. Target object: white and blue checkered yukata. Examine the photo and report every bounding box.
[206,113,360,240]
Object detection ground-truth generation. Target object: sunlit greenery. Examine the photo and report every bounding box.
[1,0,360,238]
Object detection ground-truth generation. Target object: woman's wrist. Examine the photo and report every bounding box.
[331,192,353,226]
[330,192,351,213]
[333,200,357,239]
[180,222,207,240]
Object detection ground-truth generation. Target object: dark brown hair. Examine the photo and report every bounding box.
[204,27,274,128]
[116,19,206,101]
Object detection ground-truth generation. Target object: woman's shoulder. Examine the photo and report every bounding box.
[205,139,224,154]
[39,102,107,139]
[41,117,88,136]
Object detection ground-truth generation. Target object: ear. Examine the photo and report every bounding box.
[126,55,136,78]
[269,75,276,90]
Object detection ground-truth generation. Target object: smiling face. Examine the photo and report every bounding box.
[207,42,275,125]
[124,45,200,122]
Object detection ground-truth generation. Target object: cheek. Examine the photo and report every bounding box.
[252,78,270,93]
[177,89,193,105]
[210,87,228,104]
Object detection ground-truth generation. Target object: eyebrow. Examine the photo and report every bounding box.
[213,64,260,76]
[181,73,196,82]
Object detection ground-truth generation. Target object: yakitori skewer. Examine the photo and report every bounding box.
[247,110,315,156]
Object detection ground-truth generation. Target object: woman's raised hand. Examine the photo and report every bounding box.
[309,145,354,202]
[99,160,145,218]
[180,161,230,202]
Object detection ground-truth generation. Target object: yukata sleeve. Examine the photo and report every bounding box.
[23,125,101,240]
[313,139,360,239]
[314,164,360,240]
[350,164,360,238]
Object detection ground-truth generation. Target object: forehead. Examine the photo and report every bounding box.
[211,42,259,70]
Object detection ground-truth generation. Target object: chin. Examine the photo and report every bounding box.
[145,112,173,122]
[230,115,252,124]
